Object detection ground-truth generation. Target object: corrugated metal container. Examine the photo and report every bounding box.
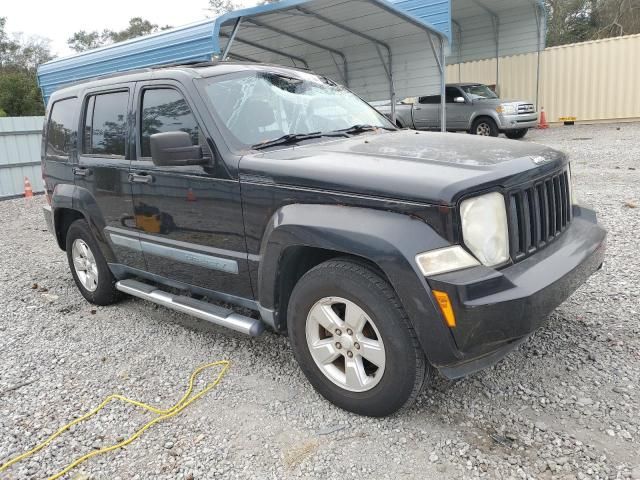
[446,33,640,124]
[0,117,45,199]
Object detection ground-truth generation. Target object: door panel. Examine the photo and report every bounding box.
[130,82,253,299]
[413,96,440,129]
[74,86,144,270]
[445,87,469,131]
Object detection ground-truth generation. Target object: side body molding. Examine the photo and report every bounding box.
[256,204,461,366]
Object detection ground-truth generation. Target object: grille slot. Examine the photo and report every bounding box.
[517,104,535,115]
[508,170,572,261]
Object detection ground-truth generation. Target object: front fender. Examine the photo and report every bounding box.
[469,109,501,130]
[258,204,463,366]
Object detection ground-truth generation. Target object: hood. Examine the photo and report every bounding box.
[239,130,567,205]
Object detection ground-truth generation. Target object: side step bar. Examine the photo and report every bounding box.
[116,279,265,336]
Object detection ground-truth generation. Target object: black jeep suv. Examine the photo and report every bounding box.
[41,62,606,417]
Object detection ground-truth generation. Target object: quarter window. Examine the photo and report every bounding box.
[140,88,199,158]
[83,91,129,157]
[46,98,77,161]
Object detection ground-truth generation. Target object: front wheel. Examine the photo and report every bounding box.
[471,117,499,137]
[505,128,529,139]
[288,259,429,417]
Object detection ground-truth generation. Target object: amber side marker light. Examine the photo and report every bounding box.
[432,290,456,328]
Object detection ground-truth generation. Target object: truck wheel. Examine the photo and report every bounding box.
[505,128,529,139]
[287,259,428,417]
[66,219,120,306]
[471,117,499,137]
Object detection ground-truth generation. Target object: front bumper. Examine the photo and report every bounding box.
[499,113,539,130]
[427,206,606,378]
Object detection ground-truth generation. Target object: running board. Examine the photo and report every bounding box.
[116,279,264,336]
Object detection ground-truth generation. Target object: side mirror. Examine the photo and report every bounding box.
[454,97,466,104]
[150,131,205,167]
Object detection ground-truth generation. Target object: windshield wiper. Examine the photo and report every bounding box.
[334,124,396,136]
[252,131,348,150]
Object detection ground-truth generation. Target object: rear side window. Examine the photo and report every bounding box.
[46,98,77,161]
[140,88,199,158]
[83,91,129,157]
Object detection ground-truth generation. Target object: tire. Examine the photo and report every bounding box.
[471,117,499,137]
[505,128,529,139]
[287,259,429,417]
[65,219,120,306]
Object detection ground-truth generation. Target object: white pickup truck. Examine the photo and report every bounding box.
[376,83,539,139]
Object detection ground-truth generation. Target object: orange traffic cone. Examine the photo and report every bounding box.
[24,177,34,198]
[186,188,197,202]
[538,107,549,130]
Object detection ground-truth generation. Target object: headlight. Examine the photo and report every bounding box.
[416,246,479,277]
[496,104,517,115]
[460,192,510,266]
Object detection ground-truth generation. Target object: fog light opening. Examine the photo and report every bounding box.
[433,290,456,328]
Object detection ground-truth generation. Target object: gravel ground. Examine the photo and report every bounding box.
[0,123,639,480]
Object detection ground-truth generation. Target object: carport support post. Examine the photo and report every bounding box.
[221,17,243,61]
[429,33,447,133]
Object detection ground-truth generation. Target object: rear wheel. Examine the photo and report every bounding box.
[66,219,120,306]
[288,259,428,417]
[471,117,499,137]
[505,128,529,139]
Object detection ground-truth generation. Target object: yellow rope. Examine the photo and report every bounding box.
[0,361,230,480]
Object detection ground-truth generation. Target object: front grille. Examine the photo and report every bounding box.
[507,169,572,262]
[518,104,535,115]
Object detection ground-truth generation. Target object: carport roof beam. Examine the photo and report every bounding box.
[220,32,310,69]
[291,6,396,120]
[241,19,349,86]
[221,17,243,61]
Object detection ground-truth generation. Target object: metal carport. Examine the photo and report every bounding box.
[37,0,546,130]
[213,0,449,128]
[38,0,449,130]
[392,0,547,104]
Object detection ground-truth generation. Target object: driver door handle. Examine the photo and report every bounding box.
[128,173,154,184]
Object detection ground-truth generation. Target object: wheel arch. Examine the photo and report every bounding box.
[256,204,461,366]
[50,184,117,262]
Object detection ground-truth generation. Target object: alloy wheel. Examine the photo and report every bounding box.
[305,297,386,392]
[72,239,99,292]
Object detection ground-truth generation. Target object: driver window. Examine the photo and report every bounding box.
[446,87,463,104]
[140,88,200,158]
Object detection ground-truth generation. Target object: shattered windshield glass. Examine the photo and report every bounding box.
[199,70,393,147]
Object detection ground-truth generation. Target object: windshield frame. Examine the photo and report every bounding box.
[195,68,396,152]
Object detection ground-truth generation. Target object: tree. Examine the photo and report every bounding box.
[208,0,279,16]
[67,17,172,52]
[545,0,640,46]
[0,17,51,116]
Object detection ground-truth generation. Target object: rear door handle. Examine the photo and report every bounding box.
[128,173,154,184]
[73,167,92,177]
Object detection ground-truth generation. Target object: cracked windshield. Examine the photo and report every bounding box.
[200,71,392,147]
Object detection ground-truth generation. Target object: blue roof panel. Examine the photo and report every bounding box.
[390,0,451,40]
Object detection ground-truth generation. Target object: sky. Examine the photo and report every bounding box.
[2,0,258,58]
